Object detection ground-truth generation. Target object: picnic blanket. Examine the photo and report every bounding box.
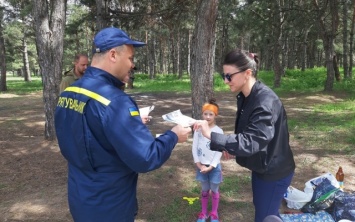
[280,210,335,222]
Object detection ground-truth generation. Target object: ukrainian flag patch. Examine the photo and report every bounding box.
[129,107,139,116]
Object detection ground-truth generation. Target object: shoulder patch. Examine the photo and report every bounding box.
[129,107,139,116]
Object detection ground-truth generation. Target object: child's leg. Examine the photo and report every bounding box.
[210,183,220,216]
[200,181,210,215]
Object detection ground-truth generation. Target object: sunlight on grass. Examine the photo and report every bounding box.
[220,176,245,198]
[132,73,230,92]
[2,79,43,95]
[3,68,354,95]
[289,105,355,155]
[315,100,355,112]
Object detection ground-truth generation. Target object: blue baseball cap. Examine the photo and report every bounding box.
[93,27,146,53]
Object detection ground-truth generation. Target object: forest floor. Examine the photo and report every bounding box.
[0,90,354,222]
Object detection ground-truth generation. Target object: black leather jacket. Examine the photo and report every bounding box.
[211,81,295,181]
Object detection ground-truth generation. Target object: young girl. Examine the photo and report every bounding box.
[192,99,224,222]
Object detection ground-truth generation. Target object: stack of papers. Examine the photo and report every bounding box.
[162,109,196,127]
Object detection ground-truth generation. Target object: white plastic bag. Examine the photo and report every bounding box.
[304,172,339,194]
[284,186,312,209]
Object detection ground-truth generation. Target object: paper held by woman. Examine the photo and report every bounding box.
[162,109,196,127]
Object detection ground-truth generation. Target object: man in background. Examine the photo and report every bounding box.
[59,53,89,92]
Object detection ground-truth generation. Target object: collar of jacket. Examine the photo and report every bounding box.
[236,80,262,101]
[84,66,126,89]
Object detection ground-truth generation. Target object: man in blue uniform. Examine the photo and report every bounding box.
[55,27,191,222]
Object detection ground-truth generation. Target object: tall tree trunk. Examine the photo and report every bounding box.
[22,38,31,82]
[159,36,166,74]
[313,0,339,91]
[349,0,355,78]
[177,30,183,79]
[272,0,285,88]
[148,32,156,79]
[263,39,273,71]
[324,38,336,90]
[170,32,177,74]
[333,54,341,81]
[0,11,6,92]
[308,40,316,68]
[187,29,192,75]
[343,0,349,79]
[33,0,66,140]
[190,0,218,119]
[302,25,313,71]
[95,0,110,31]
[283,31,289,71]
[217,22,228,74]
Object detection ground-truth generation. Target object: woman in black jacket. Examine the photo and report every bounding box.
[193,49,295,222]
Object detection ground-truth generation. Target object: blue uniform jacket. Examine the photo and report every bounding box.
[55,66,178,222]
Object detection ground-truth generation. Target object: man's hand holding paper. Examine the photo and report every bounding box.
[139,105,154,124]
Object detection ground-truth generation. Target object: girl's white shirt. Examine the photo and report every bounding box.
[192,125,223,168]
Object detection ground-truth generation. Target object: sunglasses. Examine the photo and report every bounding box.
[220,70,245,82]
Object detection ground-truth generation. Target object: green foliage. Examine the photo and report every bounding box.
[283,68,327,89]
[2,78,42,95]
[290,106,355,154]
[131,73,231,92]
[131,68,355,95]
[133,74,192,92]
[5,68,354,96]
[63,4,93,71]
[258,67,355,96]
[333,78,355,96]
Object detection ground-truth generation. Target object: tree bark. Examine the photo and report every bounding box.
[333,54,341,81]
[178,30,183,79]
[187,29,192,75]
[33,0,66,140]
[190,0,218,119]
[349,0,355,79]
[0,11,6,92]
[324,37,336,91]
[95,0,110,31]
[313,0,339,91]
[170,32,177,74]
[148,31,156,79]
[343,0,349,79]
[272,0,285,88]
[22,38,31,82]
[302,25,313,71]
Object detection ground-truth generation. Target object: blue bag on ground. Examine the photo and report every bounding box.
[281,210,335,222]
[332,191,355,221]
[301,178,339,214]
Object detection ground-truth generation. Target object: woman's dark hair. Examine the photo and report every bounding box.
[223,49,259,78]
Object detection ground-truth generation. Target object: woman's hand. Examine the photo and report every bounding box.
[193,120,211,139]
